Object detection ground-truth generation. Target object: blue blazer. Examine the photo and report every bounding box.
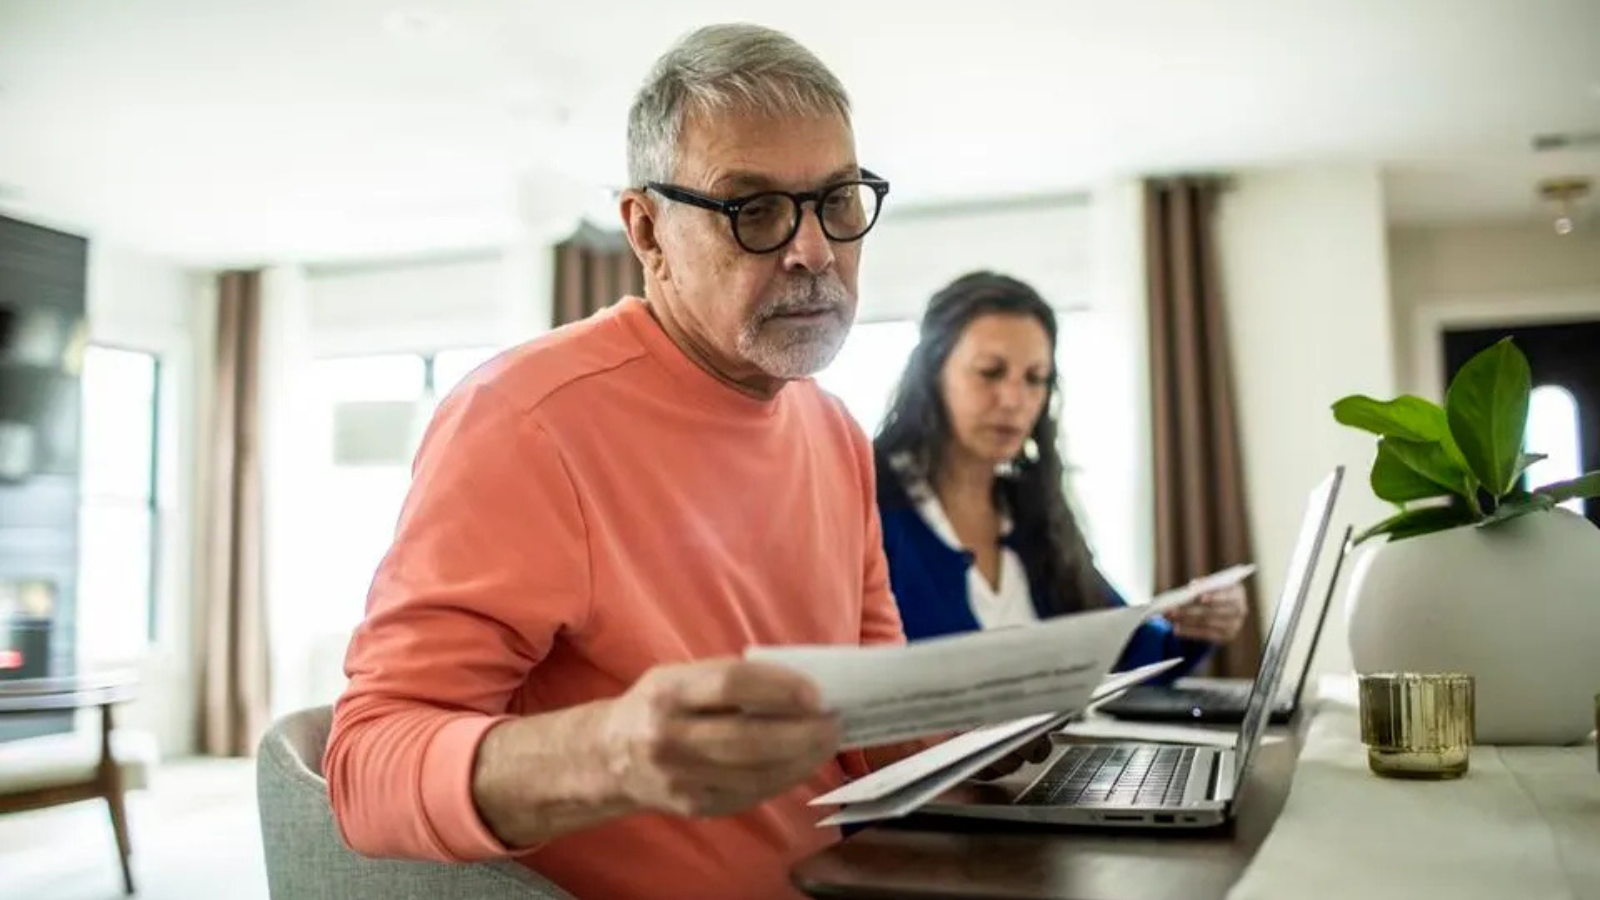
[875,462,1210,682]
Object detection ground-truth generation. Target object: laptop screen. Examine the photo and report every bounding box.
[1229,466,1344,794]
[1285,525,1354,711]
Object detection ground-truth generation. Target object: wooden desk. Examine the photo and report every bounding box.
[0,670,139,895]
[793,729,1301,900]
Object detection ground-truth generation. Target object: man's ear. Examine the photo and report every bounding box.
[620,190,671,284]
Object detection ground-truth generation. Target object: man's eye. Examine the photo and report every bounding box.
[739,195,789,221]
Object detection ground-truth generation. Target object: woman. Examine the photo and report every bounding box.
[873,271,1247,678]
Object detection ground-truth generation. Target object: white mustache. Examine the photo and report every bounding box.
[758,277,850,320]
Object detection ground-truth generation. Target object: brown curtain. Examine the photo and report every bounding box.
[1145,178,1261,678]
[196,270,271,756]
[553,221,644,328]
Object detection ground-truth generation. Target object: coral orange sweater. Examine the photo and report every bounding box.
[324,298,904,900]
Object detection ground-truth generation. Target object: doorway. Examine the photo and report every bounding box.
[1442,320,1600,528]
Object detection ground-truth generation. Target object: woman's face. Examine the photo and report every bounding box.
[938,312,1054,466]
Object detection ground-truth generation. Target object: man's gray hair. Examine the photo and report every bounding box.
[627,23,852,188]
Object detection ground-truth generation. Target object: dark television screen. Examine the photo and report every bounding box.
[0,301,83,481]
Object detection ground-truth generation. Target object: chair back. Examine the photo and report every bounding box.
[256,706,575,900]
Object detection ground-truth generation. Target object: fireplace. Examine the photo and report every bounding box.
[1,579,57,680]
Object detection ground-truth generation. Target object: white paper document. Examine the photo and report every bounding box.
[745,564,1254,750]
[809,660,1183,827]
[812,660,1181,804]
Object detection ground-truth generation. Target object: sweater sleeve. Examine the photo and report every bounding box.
[323,383,590,862]
[1103,580,1213,682]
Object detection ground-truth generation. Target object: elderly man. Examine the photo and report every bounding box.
[325,22,937,900]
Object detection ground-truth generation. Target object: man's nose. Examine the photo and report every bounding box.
[782,208,835,274]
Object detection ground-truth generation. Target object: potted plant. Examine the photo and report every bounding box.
[1333,337,1600,745]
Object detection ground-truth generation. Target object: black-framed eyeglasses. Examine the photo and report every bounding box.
[645,169,890,254]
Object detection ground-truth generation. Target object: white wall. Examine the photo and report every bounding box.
[308,255,507,357]
[1217,166,1398,677]
[87,245,193,348]
[1389,223,1600,397]
[857,197,1094,321]
[83,242,208,757]
[306,240,555,358]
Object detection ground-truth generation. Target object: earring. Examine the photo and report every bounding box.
[1022,438,1040,463]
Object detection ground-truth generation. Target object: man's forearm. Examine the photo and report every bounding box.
[471,699,638,848]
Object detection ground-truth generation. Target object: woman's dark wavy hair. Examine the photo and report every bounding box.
[874,271,1106,616]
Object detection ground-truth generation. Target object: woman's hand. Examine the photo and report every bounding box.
[1164,584,1248,645]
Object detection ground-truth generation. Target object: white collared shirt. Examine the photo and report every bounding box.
[906,481,1039,631]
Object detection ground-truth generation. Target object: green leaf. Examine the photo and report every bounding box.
[1445,338,1531,499]
[1511,452,1548,485]
[1371,439,1455,504]
[1478,492,1556,528]
[1354,503,1478,545]
[1381,437,1478,501]
[1333,395,1451,442]
[1532,471,1600,505]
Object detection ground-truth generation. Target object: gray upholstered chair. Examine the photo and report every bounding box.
[256,706,576,900]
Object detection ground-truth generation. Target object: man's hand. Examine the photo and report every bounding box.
[1164,583,1248,644]
[598,658,842,818]
[472,658,841,847]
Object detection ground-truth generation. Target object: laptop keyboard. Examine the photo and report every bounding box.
[1025,745,1198,807]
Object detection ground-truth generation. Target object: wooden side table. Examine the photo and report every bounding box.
[0,670,139,895]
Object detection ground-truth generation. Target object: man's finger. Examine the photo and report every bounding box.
[664,660,824,715]
[668,714,841,768]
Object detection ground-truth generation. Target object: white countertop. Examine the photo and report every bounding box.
[1228,676,1600,900]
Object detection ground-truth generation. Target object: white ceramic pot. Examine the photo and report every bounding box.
[1344,508,1600,745]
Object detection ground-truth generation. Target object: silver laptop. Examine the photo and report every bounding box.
[1095,522,1354,726]
[917,466,1343,830]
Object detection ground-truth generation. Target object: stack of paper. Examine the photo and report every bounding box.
[744,564,1254,826]
[808,660,1182,826]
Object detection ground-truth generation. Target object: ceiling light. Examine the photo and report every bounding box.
[1538,178,1591,236]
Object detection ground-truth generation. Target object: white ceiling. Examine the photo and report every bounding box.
[1383,152,1600,228]
[1,0,1598,265]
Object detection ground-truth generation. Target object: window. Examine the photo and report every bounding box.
[305,346,499,630]
[1525,384,1584,513]
[77,345,161,661]
[814,320,920,435]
